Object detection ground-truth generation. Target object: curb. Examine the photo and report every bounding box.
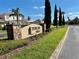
[49,27,69,59]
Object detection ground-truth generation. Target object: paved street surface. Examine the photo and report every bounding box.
[58,26,79,59]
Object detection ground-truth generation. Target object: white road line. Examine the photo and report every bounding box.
[49,27,70,59]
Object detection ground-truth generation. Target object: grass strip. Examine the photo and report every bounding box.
[0,39,27,55]
[10,27,67,59]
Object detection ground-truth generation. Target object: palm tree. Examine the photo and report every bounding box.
[9,8,24,25]
[9,8,24,40]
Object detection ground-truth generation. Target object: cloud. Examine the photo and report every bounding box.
[40,6,45,9]
[65,11,79,19]
[68,12,73,15]
[34,14,44,17]
[33,6,39,9]
[33,6,45,9]
[69,14,79,19]
[66,12,79,16]
[62,12,79,21]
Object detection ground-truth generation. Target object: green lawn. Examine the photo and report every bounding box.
[0,39,27,55]
[10,27,67,59]
[0,30,7,39]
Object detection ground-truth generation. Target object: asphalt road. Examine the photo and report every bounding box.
[58,26,79,59]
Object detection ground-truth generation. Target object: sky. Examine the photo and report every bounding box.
[0,0,79,21]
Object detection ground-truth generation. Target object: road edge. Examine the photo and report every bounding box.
[49,27,69,59]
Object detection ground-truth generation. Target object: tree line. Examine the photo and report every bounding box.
[44,0,65,32]
[67,17,79,25]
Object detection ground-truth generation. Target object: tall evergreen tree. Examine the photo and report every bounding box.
[62,15,65,25]
[53,5,58,27]
[44,0,51,31]
[59,8,62,26]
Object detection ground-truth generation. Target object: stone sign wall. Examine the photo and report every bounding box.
[6,24,43,40]
[6,25,14,40]
[13,26,21,40]
[6,24,21,40]
[20,24,42,39]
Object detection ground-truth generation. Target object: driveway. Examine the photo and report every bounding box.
[58,26,79,59]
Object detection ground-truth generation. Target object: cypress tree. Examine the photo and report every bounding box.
[59,8,62,26]
[53,5,58,27]
[62,15,65,25]
[44,0,51,32]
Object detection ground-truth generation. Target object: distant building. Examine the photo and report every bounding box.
[0,12,24,27]
[0,13,23,21]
